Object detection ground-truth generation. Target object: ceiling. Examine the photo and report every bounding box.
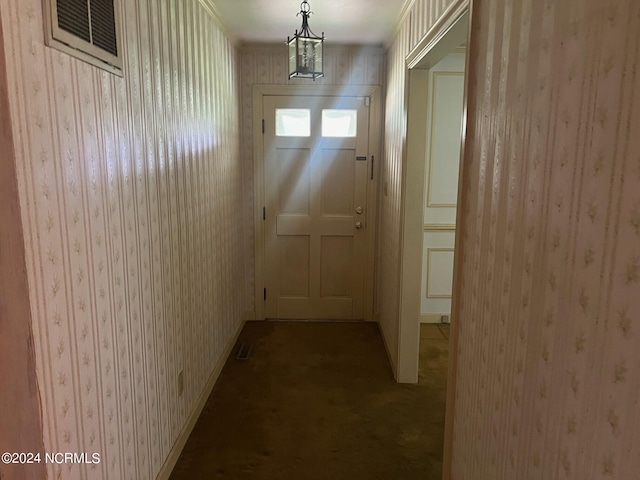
[211,0,409,45]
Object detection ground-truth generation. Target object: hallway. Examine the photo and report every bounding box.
[3,0,640,479]
[169,322,449,479]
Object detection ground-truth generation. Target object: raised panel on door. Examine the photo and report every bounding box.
[278,148,311,215]
[321,236,353,297]
[278,236,310,297]
[320,148,355,215]
[264,95,369,319]
[421,231,456,316]
[423,53,465,227]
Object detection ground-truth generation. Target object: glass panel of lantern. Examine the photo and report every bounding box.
[288,36,323,79]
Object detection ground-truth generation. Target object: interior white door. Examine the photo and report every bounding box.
[263,95,370,319]
[421,51,465,320]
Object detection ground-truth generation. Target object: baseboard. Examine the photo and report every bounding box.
[420,313,450,324]
[242,310,256,321]
[155,318,246,480]
[376,319,398,381]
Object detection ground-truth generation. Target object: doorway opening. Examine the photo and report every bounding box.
[397,4,469,383]
[396,2,471,478]
[416,45,466,398]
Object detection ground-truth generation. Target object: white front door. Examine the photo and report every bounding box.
[263,95,371,319]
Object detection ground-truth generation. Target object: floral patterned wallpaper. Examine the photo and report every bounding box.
[452,0,640,478]
[1,0,245,478]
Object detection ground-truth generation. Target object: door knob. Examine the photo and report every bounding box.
[355,221,363,230]
[355,206,363,214]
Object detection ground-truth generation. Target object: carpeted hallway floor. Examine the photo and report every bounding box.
[169,321,449,479]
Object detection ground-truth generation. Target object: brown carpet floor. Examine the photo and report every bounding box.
[170,321,449,480]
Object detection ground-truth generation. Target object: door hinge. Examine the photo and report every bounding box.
[263,207,266,220]
[263,288,267,301]
[262,119,265,134]
[370,155,375,180]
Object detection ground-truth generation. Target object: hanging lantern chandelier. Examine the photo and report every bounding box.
[287,0,325,80]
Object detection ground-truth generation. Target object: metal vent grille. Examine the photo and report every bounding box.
[56,0,90,43]
[55,0,118,56]
[235,343,253,361]
[90,0,118,56]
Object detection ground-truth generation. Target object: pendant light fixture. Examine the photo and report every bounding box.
[287,0,325,80]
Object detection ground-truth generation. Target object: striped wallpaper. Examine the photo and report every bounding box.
[5,0,638,477]
[1,0,244,478]
[386,0,640,478]
[452,0,640,478]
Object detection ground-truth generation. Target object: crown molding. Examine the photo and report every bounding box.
[198,0,239,46]
[405,0,468,69]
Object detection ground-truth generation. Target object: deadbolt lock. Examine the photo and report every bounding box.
[355,206,364,214]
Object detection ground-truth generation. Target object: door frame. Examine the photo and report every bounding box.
[398,1,470,383]
[253,85,382,321]
[396,0,472,477]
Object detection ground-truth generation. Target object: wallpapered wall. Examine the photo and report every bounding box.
[380,0,457,372]
[452,0,640,478]
[1,0,244,478]
[0,10,46,480]
[239,45,386,314]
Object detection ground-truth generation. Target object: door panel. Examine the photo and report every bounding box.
[278,148,310,214]
[264,95,370,319]
[320,236,353,297]
[278,236,310,297]
[320,150,355,215]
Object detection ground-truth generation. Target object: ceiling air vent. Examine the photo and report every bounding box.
[45,0,123,74]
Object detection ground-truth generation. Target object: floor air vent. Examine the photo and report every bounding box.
[235,342,253,360]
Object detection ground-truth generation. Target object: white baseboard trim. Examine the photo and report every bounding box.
[420,313,450,324]
[155,318,246,480]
